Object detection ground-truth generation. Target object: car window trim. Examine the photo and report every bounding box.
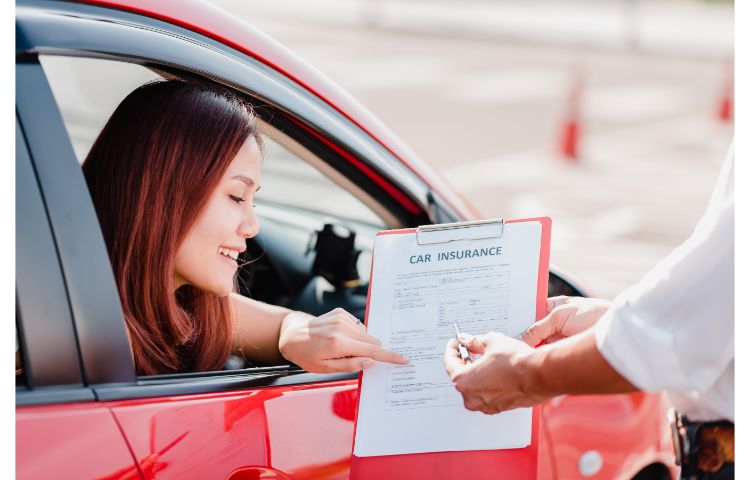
[15,118,85,389]
[16,385,97,407]
[15,58,137,386]
[94,370,359,401]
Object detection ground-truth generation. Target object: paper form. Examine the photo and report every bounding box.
[354,221,542,457]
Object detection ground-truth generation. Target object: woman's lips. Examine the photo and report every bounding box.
[218,252,238,269]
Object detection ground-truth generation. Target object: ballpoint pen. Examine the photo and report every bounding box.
[452,320,472,362]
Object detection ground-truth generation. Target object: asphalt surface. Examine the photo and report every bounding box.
[210,0,734,298]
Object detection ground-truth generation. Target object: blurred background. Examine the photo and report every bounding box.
[209,0,734,298]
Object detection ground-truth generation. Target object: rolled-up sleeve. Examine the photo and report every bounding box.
[595,152,734,395]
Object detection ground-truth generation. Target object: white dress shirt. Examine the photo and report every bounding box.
[594,143,734,422]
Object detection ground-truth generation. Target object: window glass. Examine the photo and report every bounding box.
[256,134,385,227]
[39,55,161,162]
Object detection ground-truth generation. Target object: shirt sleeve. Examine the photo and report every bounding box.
[594,147,734,394]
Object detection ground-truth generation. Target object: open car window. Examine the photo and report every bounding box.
[39,53,391,376]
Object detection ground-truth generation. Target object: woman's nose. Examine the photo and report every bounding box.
[238,219,260,239]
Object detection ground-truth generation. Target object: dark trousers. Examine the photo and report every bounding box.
[680,463,734,480]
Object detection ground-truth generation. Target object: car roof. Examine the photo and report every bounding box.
[72,0,478,219]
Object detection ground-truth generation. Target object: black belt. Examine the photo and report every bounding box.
[668,408,734,476]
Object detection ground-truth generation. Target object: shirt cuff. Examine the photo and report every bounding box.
[594,301,695,393]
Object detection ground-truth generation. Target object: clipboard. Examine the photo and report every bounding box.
[350,217,552,480]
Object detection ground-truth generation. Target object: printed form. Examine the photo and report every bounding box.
[354,221,542,457]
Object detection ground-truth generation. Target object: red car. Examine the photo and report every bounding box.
[15,1,678,478]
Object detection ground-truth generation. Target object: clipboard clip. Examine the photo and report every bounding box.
[416,218,504,245]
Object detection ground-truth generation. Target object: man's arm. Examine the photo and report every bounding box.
[445,328,636,414]
[520,329,637,399]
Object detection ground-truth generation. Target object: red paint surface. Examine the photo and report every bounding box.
[108,381,357,480]
[16,386,676,480]
[542,392,678,479]
[16,402,140,480]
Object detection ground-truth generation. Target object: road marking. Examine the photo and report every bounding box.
[441,68,566,104]
[586,83,694,122]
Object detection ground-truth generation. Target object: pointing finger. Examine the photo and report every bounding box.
[320,357,375,373]
[362,343,410,365]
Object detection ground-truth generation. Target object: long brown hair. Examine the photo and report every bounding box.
[83,80,262,375]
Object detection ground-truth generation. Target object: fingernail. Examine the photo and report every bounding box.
[362,359,375,369]
[459,333,471,342]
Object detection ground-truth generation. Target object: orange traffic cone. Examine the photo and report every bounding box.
[559,66,584,162]
[717,60,733,122]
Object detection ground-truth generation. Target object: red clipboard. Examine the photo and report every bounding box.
[350,217,551,480]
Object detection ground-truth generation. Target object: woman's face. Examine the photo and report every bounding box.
[173,138,262,295]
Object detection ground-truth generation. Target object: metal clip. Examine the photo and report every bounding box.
[416,218,504,245]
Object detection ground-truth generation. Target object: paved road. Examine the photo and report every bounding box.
[209,0,734,298]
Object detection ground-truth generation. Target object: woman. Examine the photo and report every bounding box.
[83,79,407,375]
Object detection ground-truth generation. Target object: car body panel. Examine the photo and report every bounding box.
[544,392,677,479]
[108,381,356,480]
[16,402,140,479]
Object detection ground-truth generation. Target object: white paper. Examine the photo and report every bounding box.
[354,221,542,457]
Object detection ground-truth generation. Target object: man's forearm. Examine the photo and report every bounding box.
[518,329,638,399]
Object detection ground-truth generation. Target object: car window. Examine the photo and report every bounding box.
[39,54,388,376]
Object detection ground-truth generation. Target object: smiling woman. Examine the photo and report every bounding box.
[82,80,408,375]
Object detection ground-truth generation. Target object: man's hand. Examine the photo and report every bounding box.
[444,332,547,415]
[279,308,410,373]
[521,296,611,346]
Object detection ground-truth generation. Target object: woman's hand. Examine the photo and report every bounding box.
[278,308,410,373]
[521,296,611,346]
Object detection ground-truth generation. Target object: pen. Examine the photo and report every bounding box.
[452,320,472,362]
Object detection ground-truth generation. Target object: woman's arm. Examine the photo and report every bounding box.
[229,292,291,365]
[229,293,409,373]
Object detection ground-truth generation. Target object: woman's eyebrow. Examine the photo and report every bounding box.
[231,175,255,187]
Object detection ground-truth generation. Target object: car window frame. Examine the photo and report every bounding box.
[16,56,137,387]
[15,110,96,406]
[17,0,437,398]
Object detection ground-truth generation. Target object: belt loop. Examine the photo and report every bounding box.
[668,408,687,466]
